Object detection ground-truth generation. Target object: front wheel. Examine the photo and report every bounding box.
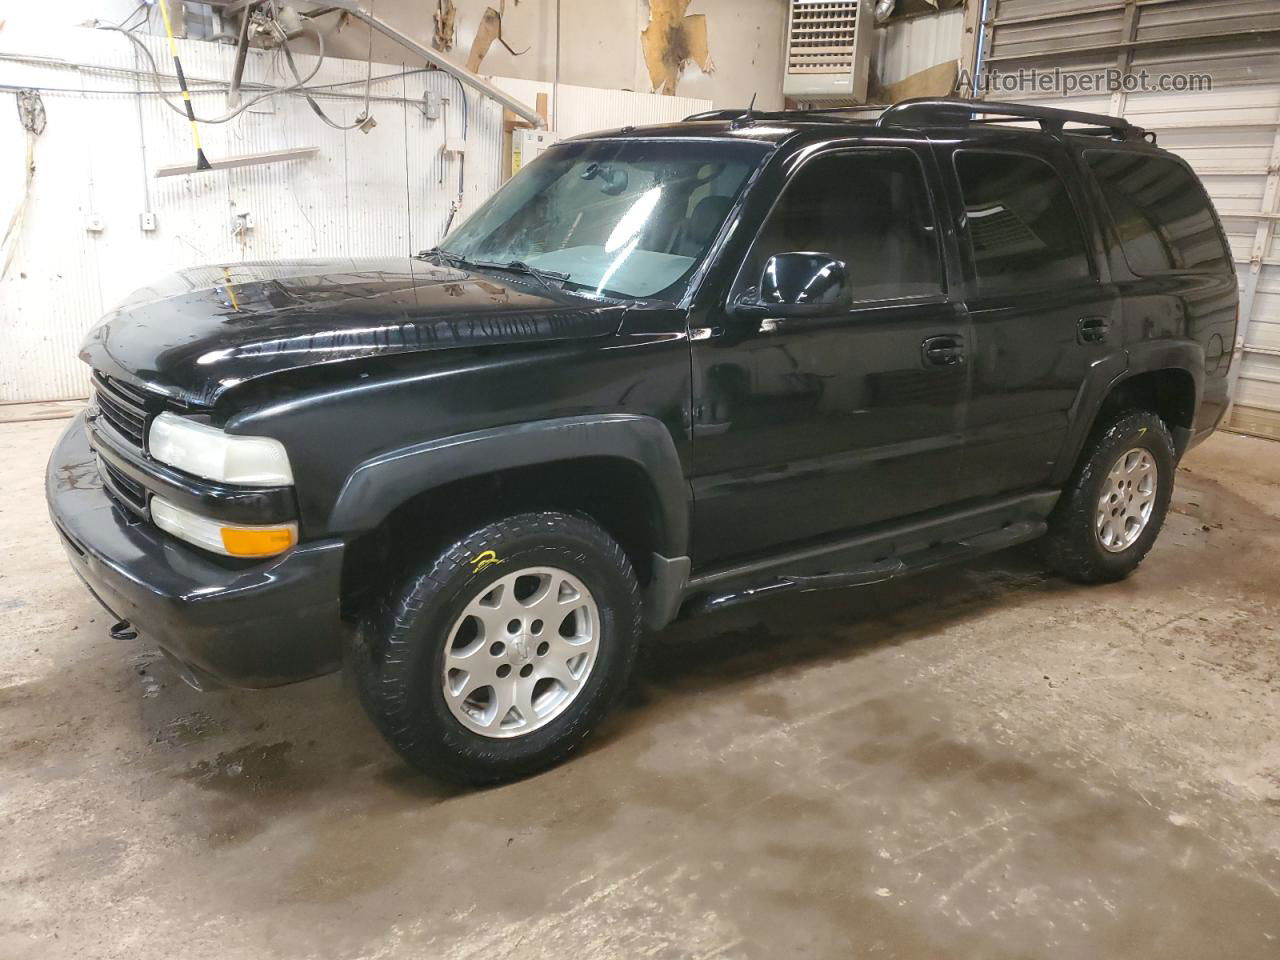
[355,512,642,784]
[1042,410,1176,584]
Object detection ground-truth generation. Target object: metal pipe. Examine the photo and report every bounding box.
[227,5,253,108]
[974,0,993,86]
[553,0,560,130]
[326,0,544,127]
[129,41,153,215]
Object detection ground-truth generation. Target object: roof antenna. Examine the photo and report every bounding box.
[731,93,758,130]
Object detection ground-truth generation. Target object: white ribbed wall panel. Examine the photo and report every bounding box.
[491,77,710,138]
[875,8,965,88]
[0,23,504,403]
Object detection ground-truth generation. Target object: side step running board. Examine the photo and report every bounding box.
[683,520,1046,617]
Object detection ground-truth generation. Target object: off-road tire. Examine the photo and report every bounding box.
[355,511,642,784]
[1042,410,1176,585]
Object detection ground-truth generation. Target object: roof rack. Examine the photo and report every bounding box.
[877,98,1151,142]
[681,108,870,124]
[683,99,1155,143]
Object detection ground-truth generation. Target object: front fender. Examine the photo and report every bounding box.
[328,414,691,558]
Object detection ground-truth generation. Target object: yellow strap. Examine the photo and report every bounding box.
[156,0,208,162]
[221,268,241,312]
[156,0,182,60]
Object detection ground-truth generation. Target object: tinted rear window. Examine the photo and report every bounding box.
[955,151,1092,294]
[1085,151,1232,275]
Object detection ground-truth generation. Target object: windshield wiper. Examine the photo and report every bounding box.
[416,251,571,296]
[476,259,571,296]
[417,246,467,268]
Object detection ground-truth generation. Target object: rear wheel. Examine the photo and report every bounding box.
[355,511,642,784]
[1042,410,1176,584]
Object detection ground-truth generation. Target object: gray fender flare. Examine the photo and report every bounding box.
[328,414,691,560]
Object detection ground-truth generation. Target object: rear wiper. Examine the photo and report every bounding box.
[478,259,570,296]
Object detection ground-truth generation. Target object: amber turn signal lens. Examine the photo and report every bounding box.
[220,525,297,557]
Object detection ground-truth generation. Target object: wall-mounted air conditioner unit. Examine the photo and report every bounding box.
[783,0,875,105]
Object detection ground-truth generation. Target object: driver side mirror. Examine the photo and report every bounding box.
[729,252,852,319]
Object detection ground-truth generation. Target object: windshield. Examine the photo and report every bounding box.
[439,138,769,301]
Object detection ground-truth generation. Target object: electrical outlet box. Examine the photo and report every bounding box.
[85,216,105,233]
[445,136,467,155]
[423,91,442,120]
[231,212,255,235]
[140,212,158,232]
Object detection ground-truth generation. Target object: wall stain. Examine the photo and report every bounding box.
[642,0,714,95]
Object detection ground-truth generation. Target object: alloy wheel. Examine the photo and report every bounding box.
[442,566,599,738]
[1096,448,1159,553]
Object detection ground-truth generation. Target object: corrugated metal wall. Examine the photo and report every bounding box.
[0,24,710,404]
[0,24,502,403]
[979,0,1280,439]
[876,7,966,88]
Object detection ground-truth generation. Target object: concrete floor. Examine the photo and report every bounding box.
[2,419,1278,960]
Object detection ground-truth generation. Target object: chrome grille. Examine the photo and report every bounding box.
[98,455,148,517]
[91,372,152,447]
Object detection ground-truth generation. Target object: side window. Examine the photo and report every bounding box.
[955,151,1092,294]
[1085,151,1232,275]
[744,150,944,303]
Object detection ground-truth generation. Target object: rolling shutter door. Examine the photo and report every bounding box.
[977,0,1280,438]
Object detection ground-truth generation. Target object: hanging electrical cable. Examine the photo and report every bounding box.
[2,90,46,280]
[440,73,469,236]
[98,23,327,125]
[451,72,469,139]
[278,16,376,132]
[118,1,151,33]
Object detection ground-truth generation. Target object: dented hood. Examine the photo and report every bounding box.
[81,257,627,406]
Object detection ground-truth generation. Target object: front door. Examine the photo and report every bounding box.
[689,143,971,567]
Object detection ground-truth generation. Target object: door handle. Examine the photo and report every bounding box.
[922,334,966,367]
[1077,316,1110,344]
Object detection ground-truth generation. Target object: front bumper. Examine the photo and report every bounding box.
[46,413,347,688]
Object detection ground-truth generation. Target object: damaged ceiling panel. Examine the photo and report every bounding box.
[467,7,502,72]
[465,1,528,74]
[642,0,714,96]
[433,0,456,50]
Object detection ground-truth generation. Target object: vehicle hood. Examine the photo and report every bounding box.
[81,257,628,406]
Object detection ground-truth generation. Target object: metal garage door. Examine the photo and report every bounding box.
[975,0,1280,439]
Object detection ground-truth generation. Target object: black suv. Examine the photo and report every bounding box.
[48,99,1238,783]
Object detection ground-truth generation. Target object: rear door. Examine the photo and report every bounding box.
[936,138,1121,498]
[688,142,971,566]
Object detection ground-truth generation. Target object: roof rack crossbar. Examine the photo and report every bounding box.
[877,98,1146,141]
[681,107,875,123]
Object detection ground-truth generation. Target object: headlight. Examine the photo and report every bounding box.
[148,412,293,486]
[151,497,297,558]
